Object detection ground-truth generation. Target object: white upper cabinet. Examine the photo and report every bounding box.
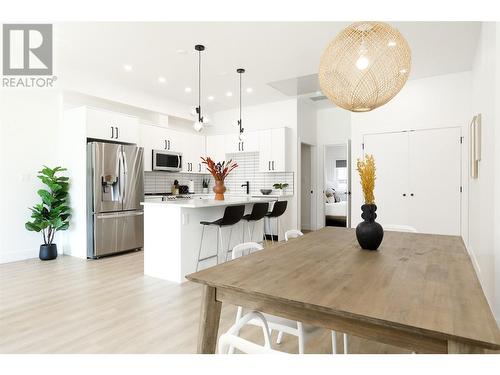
[86,107,139,144]
[258,127,289,172]
[177,132,206,173]
[139,124,172,172]
[206,135,226,162]
[241,131,259,153]
[224,131,258,154]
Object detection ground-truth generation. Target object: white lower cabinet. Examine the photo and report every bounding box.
[363,127,462,235]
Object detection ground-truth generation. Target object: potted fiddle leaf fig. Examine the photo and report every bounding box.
[25,166,71,260]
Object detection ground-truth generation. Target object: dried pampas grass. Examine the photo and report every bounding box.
[357,154,376,204]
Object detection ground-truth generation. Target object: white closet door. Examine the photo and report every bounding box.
[408,127,461,235]
[363,132,409,227]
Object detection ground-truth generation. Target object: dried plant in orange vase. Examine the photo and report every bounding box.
[201,157,238,200]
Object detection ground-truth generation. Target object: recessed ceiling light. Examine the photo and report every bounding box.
[246,88,253,93]
[158,77,166,83]
[185,87,192,93]
[123,64,133,72]
[176,49,187,55]
[226,91,233,97]
[208,96,215,101]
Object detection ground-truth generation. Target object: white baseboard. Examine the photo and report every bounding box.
[463,241,500,324]
[0,247,64,264]
[0,249,39,264]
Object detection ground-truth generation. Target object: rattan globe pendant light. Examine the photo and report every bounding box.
[319,21,411,112]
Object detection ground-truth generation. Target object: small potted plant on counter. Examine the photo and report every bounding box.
[273,183,289,196]
[202,178,210,194]
[25,166,71,260]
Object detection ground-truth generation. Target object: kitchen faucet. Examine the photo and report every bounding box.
[241,181,250,195]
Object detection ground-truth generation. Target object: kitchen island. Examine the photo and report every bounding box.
[141,196,277,283]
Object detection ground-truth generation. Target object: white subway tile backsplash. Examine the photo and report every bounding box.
[144,172,210,194]
[144,152,294,195]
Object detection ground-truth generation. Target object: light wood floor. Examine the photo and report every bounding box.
[0,251,408,354]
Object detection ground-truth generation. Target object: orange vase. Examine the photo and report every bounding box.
[213,180,226,200]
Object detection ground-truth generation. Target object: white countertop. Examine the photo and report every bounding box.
[141,196,277,208]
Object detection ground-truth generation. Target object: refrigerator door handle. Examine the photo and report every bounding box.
[96,211,143,219]
[119,149,126,203]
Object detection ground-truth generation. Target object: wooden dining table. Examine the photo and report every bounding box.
[186,227,500,354]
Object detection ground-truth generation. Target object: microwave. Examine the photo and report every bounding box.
[152,150,182,172]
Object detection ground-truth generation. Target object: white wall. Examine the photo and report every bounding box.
[211,99,299,233]
[300,143,312,230]
[297,98,318,230]
[0,90,64,263]
[315,107,351,228]
[350,71,472,239]
[468,22,499,321]
[495,24,500,321]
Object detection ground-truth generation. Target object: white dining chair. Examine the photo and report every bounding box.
[284,229,304,241]
[218,311,287,354]
[231,241,344,354]
[383,224,418,233]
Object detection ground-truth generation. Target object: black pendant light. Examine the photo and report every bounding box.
[236,68,245,140]
[193,44,205,132]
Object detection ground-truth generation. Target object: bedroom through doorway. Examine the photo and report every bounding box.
[324,142,351,228]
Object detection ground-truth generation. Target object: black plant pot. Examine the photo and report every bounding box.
[356,204,384,251]
[39,244,58,260]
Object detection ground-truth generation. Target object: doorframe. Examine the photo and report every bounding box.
[298,141,317,232]
[323,142,351,228]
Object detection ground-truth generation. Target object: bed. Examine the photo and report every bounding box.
[325,200,347,219]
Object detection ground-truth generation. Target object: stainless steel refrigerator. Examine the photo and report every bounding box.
[87,142,144,258]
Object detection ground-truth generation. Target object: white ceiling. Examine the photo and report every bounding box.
[55,22,480,112]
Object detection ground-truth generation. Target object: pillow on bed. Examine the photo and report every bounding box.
[333,192,341,203]
[326,195,335,203]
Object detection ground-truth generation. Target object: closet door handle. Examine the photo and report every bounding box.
[241,142,244,151]
[403,193,406,197]
[272,161,275,170]
[268,161,271,171]
[111,126,114,139]
[115,127,119,139]
[410,193,414,197]
[168,140,171,150]
[164,140,167,150]
[198,163,201,172]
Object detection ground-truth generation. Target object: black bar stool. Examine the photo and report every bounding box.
[265,200,287,243]
[196,205,245,271]
[241,202,269,243]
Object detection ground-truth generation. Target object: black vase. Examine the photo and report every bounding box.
[356,204,384,251]
[39,244,58,260]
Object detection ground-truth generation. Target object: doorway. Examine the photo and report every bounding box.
[324,143,351,228]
